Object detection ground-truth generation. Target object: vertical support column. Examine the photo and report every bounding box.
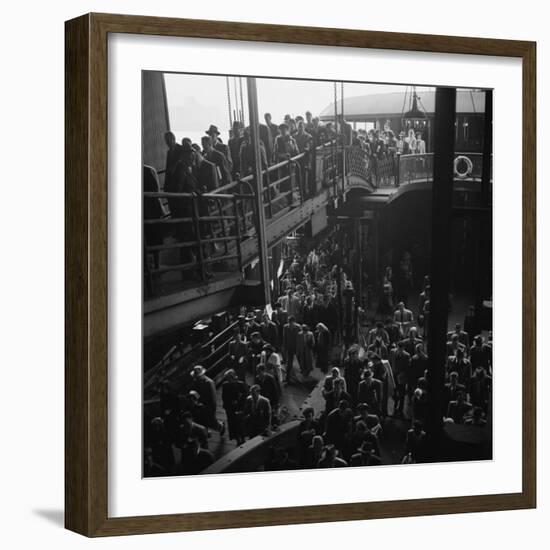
[481,90,493,208]
[354,217,362,337]
[426,87,456,452]
[373,211,379,293]
[246,77,271,306]
[474,89,494,334]
[341,82,346,195]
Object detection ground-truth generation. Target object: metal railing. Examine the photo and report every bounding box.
[344,149,485,188]
[144,190,253,297]
[395,152,484,186]
[144,142,341,299]
[145,145,485,299]
[144,319,241,403]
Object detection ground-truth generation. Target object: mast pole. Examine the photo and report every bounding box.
[246,77,271,306]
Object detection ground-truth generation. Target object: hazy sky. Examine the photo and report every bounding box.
[164,72,422,140]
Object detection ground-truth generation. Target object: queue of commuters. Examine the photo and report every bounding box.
[158,112,427,211]
[144,232,491,476]
[144,110,428,290]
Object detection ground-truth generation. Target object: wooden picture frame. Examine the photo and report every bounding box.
[65,12,536,537]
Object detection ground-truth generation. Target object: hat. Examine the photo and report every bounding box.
[224,368,236,379]
[188,390,200,400]
[191,365,206,377]
[205,124,220,135]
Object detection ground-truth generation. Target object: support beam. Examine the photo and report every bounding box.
[426,87,456,451]
[246,77,271,306]
[354,218,363,336]
[474,89,493,334]
[481,90,493,208]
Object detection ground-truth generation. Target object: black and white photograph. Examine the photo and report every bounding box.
[142,71,493,478]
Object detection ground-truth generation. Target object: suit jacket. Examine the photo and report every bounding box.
[239,139,268,175]
[255,372,280,406]
[446,330,470,349]
[164,143,184,191]
[260,320,280,349]
[394,308,414,324]
[282,323,300,351]
[196,158,218,192]
[175,421,208,449]
[214,141,232,171]
[357,378,383,412]
[190,375,217,413]
[228,135,244,174]
[393,350,411,385]
[324,389,352,415]
[204,148,231,186]
[221,379,248,412]
[244,394,271,435]
[399,337,423,357]
[446,357,472,384]
[443,382,466,409]
[325,406,352,445]
[259,123,273,163]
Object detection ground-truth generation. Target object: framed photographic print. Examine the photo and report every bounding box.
[65,13,536,536]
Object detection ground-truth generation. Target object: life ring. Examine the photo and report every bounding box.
[454,155,473,179]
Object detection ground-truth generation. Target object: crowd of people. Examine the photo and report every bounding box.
[158,112,427,197]
[144,108,430,293]
[144,230,492,476]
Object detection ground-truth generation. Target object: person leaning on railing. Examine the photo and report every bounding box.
[239,126,268,176]
[228,120,244,178]
[202,135,231,187]
[273,123,299,162]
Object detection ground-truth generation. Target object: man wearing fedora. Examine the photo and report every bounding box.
[239,126,268,176]
[243,384,271,438]
[244,310,261,339]
[190,365,225,436]
[201,135,231,187]
[205,124,233,171]
[357,368,383,417]
[221,369,248,445]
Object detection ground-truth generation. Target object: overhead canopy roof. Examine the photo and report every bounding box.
[319,90,486,121]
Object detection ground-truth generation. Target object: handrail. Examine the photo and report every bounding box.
[144,140,343,299]
[144,191,254,200]
[143,318,241,398]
